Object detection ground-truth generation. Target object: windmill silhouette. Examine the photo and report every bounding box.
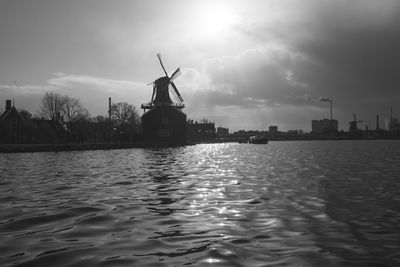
[142,53,184,110]
[140,54,187,146]
[349,113,363,132]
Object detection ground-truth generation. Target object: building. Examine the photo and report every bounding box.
[390,118,400,132]
[186,120,216,141]
[268,125,278,134]
[0,99,67,144]
[311,119,338,134]
[0,100,25,144]
[141,106,186,145]
[216,127,229,136]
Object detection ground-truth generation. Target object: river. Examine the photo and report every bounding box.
[1,140,400,266]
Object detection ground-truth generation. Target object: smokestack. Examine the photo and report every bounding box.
[5,100,11,111]
[108,97,111,120]
[319,97,332,120]
[376,114,379,131]
[391,106,393,120]
[389,106,393,131]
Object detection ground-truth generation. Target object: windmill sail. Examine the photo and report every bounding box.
[142,54,184,110]
[153,53,184,106]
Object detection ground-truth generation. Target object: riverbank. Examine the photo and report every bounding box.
[0,143,146,153]
[2,138,399,153]
[0,142,200,153]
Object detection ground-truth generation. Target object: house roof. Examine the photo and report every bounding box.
[0,106,25,121]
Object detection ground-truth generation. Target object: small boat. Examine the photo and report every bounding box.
[249,135,268,144]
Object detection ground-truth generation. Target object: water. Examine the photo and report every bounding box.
[1,141,400,267]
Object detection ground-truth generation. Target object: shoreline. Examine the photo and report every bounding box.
[0,143,145,153]
[1,138,398,153]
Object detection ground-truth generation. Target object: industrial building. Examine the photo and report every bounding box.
[268,125,278,133]
[389,107,400,133]
[311,119,338,134]
[216,127,229,136]
[186,120,216,141]
[390,118,400,131]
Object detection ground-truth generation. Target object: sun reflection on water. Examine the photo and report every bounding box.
[4,142,400,266]
[176,144,254,244]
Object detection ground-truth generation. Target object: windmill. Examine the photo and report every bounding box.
[349,113,363,132]
[142,53,184,111]
[140,54,187,146]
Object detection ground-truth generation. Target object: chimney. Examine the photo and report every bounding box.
[391,106,393,120]
[6,100,12,111]
[389,107,393,131]
[108,97,111,120]
[376,114,380,131]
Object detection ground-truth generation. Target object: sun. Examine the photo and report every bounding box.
[191,3,239,37]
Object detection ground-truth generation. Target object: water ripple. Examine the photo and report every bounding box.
[1,141,400,266]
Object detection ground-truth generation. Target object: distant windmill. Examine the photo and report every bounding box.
[349,113,363,132]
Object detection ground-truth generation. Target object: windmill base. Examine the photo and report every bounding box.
[141,106,187,146]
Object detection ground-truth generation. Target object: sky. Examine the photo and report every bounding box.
[1,0,400,132]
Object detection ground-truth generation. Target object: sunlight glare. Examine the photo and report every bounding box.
[192,3,239,37]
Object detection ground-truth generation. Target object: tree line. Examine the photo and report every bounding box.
[38,92,89,122]
[1,91,141,144]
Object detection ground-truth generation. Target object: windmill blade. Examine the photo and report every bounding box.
[171,81,184,102]
[151,84,156,102]
[157,53,169,78]
[169,85,181,103]
[170,68,181,81]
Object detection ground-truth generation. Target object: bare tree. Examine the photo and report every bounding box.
[38,92,64,120]
[19,109,33,120]
[200,117,210,124]
[62,95,85,122]
[111,102,139,127]
[74,108,90,121]
[111,102,140,142]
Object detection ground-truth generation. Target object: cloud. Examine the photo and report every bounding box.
[1,73,150,116]
[226,0,400,130]
[235,1,400,95]
[0,84,54,112]
[181,46,312,112]
[3,1,400,131]
[47,73,145,95]
[319,97,331,102]
[0,84,54,95]
[46,73,150,115]
[176,45,324,130]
